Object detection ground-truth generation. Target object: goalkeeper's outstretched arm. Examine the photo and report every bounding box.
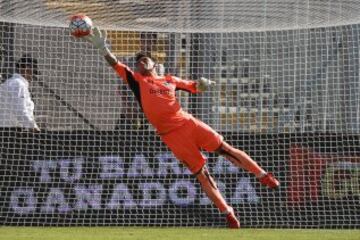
[85,26,216,91]
[84,27,117,66]
[84,26,135,83]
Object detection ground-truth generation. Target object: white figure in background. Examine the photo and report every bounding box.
[0,54,40,132]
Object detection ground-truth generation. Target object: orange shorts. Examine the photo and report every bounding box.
[160,117,223,174]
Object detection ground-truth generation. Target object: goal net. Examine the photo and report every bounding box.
[0,0,359,228]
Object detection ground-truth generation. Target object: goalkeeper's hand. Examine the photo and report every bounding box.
[197,77,216,92]
[84,27,109,55]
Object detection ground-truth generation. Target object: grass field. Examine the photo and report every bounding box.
[0,227,359,240]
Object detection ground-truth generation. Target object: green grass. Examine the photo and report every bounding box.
[0,227,359,240]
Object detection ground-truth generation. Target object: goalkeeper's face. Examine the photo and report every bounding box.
[136,57,156,75]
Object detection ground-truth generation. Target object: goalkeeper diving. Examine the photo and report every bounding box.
[83,27,280,228]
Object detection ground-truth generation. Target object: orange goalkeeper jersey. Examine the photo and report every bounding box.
[113,62,199,134]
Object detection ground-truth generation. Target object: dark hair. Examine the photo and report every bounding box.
[135,51,156,63]
[15,54,39,75]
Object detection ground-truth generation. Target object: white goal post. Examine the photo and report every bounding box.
[0,0,359,228]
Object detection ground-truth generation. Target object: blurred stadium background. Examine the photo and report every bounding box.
[0,0,359,233]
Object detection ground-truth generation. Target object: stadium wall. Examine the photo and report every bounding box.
[1,129,359,228]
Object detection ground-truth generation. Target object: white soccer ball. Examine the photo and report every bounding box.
[69,14,93,38]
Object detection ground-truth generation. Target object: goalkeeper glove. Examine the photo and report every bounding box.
[84,27,110,56]
[197,77,216,92]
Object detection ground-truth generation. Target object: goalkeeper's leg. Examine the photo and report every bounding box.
[216,141,280,188]
[195,166,240,228]
[188,117,279,188]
